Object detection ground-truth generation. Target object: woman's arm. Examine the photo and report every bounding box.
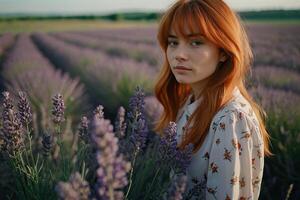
[206,109,264,200]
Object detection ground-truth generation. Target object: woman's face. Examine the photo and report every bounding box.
[166,27,225,91]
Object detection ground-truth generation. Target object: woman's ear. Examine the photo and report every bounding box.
[219,51,228,62]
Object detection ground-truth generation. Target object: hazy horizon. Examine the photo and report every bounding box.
[0,0,300,16]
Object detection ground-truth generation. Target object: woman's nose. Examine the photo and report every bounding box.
[175,53,188,62]
[174,46,188,61]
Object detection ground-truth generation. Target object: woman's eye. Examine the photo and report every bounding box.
[167,41,178,46]
[190,40,203,46]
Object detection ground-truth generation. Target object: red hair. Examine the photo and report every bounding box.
[154,0,271,156]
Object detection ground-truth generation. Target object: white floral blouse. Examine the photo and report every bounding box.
[175,87,264,200]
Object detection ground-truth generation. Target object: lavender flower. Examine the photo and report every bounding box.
[17,91,32,126]
[93,105,104,120]
[128,87,145,120]
[175,144,193,174]
[42,132,53,156]
[55,172,90,200]
[158,122,178,164]
[114,106,127,138]
[158,122,193,174]
[52,93,65,124]
[1,91,24,154]
[165,175,188,200]
[128,87,149,151]
[78,116,89,143]
[91,115,131,200]
[2,91,14,122]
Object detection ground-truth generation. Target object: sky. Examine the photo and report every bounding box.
[0,0,300,15]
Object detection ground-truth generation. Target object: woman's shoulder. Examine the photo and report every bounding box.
[210,88,260,134]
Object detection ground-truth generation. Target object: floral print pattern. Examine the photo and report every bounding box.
[176,87,264,200]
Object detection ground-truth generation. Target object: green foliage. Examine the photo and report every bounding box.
[0,113,91,200]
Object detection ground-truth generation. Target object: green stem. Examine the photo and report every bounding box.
[26,123,35,165]
[109,185,115,200]
[144,167,161,200]
[125,149,139,199]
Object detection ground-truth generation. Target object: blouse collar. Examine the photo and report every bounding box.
[185,86,240,116]
[186,94,201,116]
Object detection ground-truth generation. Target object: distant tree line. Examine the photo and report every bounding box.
[239,10,300,20]
[0,10,299,21]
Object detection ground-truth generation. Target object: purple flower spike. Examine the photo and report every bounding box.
[17,91,32,126]
[175,143,193,174]
[128,86,146,120]
[158,122,178,162]
[128,87,149,151]
[2,91,14,122]
[42,133,53,156]
[1,91,24,154]
[51,93,65,124]
[91,115,131,200]
[78,116,89,143]
[55,172,90,200]
[93,105,104,120]
[158,122,193,174]
[115,106,127,138]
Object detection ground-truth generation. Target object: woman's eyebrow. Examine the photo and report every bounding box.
[168,33,203,39]
[168,34,177,39]
[187,33,203,37]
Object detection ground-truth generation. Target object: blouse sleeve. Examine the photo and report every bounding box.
[205,109,264,200]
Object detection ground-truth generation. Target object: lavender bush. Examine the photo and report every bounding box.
[0,87,194,200]
[1,34,88,133]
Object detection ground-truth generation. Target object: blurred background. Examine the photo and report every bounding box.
[0,0,299,199]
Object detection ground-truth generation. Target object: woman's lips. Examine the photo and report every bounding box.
[174,66,192,71]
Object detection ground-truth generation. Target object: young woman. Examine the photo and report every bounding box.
[154,0,271,199]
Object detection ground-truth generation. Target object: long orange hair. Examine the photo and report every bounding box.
[154,0,271,156]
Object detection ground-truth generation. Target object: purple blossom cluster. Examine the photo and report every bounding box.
[91,113,131,200]
[127,87,149,151]
[158,122,193,174]
[0,91,32,154]
[114,106,127,138]
[17,91,32,126]
[52,94,65,125]
[78,116,89,143]
[56,172,90,200]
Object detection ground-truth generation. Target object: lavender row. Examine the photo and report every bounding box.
[32,33,157,118]
[251,65,300,94]
[0,33,15,57]
[249,85,300,117]
[76,26,158,45]
[1,34,87,131]
[247,24,300,71]
[52,31,163,68]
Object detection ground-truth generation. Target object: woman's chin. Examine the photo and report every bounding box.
[175,78,191,84]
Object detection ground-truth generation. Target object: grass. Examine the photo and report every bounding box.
[0,19,157,34]
[1,18,299,34]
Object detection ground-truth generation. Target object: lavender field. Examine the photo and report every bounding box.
[0,22,300,199]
